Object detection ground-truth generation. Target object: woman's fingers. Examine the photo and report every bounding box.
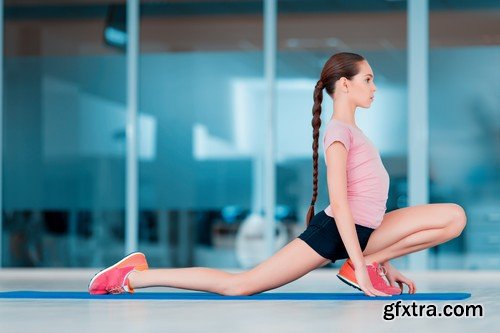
[361,286,382,297]
[361,285,374,296]
[387,276,406,294]
[396,277,417,294]
[361,287,375,297]
[373,288,390,297]
[408,280,416,294]
[361,285,391,297]
[404,280,413,294]
[367,287,390,297]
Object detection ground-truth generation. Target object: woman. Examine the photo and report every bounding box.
[88,52,467,297]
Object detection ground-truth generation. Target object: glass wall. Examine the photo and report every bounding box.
[2,0,499,270]
[3,2,127,267]
[137,3,265,268]
[276,1,409,268]
[428,2,500,269]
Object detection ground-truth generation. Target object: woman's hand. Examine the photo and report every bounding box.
[353,264,390,297]
[381,261,416,294]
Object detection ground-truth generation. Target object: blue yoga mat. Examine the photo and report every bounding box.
[0,291,471,301]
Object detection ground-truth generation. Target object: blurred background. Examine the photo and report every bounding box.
[1,0,499,270]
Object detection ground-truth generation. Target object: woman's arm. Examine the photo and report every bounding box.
[325,140,389,296]
[325,141,366,270]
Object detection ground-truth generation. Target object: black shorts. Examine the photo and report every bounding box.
[297,210,375,263]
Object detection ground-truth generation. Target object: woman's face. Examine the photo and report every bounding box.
[337,60,377,108]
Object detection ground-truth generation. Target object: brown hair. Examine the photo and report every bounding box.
[305,52,366,226]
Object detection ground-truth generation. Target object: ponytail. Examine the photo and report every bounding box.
[306,80,324,226]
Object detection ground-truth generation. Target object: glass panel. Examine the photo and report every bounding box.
[429,0,500,269]
[138,3,264,268]
[3,1,127,267]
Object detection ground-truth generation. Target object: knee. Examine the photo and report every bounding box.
[223,286,251,296]
[447,203,467,238]
[220,275,253,296]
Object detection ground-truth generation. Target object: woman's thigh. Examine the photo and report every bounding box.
[362,203,466,255]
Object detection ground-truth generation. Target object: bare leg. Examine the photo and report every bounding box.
[128,267,236,295]
[360,203,467,264]
[128,238,331,296]
[364,226,452,264]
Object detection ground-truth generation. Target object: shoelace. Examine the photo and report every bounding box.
[373,264,401,292]
[377,264,388,278]
[367,264,389,286]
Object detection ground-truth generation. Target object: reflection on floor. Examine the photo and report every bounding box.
[0,268,497,333]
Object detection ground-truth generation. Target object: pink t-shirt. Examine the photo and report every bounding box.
[322,119,390,229]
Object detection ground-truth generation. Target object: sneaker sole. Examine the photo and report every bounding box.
[336,274,363,292]
[88,252,148,292]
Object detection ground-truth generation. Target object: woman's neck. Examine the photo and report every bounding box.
[332,100,357,127]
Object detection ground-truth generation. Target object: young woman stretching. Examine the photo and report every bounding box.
[88,52,467,297]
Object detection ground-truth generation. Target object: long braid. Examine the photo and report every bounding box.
[305,80,324,226]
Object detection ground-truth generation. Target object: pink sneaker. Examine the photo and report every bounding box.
[88,252,149,295]
[337,259,401,296]
[366,262,402,296]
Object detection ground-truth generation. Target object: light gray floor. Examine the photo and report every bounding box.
[0,268,497,333]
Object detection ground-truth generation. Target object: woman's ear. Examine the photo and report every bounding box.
[336,77,349,93]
